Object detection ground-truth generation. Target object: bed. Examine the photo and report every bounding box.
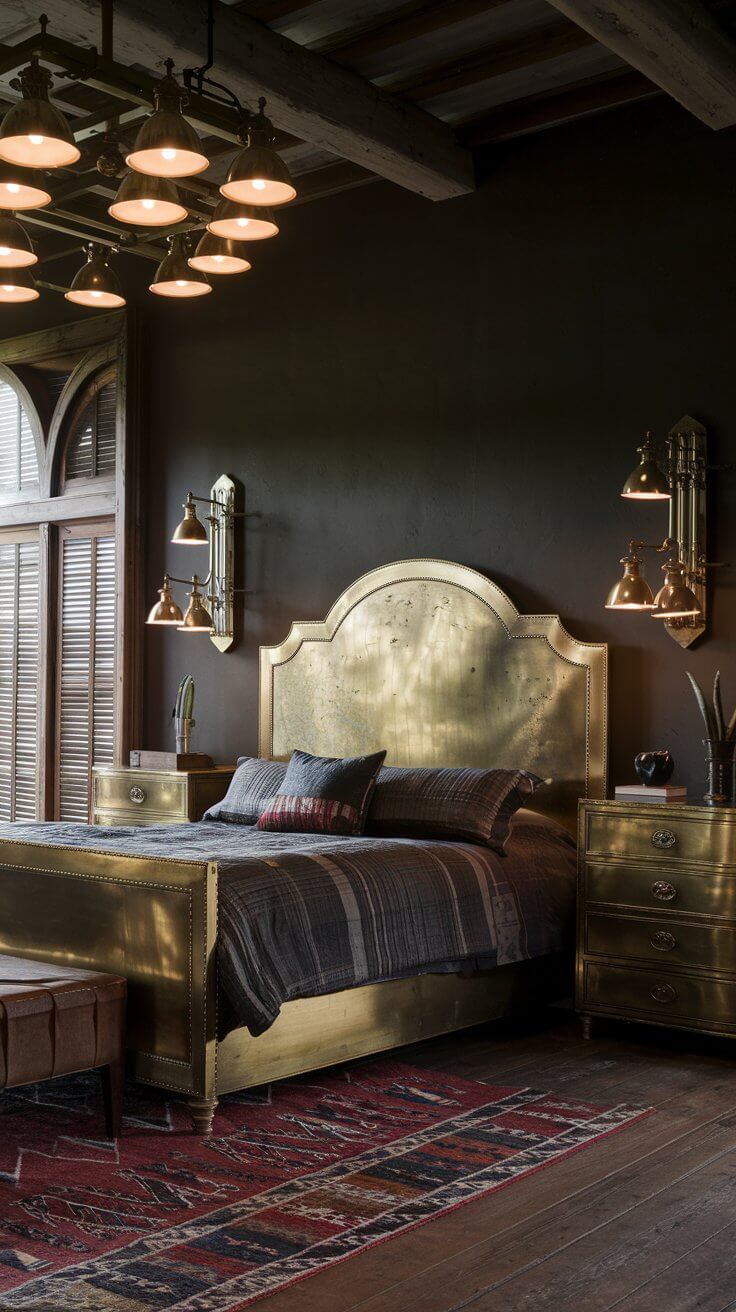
[0,558,607,1132]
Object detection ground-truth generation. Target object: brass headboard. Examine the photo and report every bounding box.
[259,559,607,829]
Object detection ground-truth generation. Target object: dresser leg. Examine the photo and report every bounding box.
[581,1014,594,1040]
[189,1096,218,1135]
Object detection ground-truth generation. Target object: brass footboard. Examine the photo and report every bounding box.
[0,839,218,1103]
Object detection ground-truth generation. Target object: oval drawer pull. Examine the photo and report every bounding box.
[129,785,147,805]
[650,930,676,952]
[651,880,677,902]
[650,982,677,1004]
[651,828,677,850]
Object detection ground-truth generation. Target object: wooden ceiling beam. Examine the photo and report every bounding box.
[544,0,736,128]
[11,0,474,200]
[315,0,507,61]
[459,69,660,144]
[386,21,598,101]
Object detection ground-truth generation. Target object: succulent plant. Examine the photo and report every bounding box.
[686,670,736,742]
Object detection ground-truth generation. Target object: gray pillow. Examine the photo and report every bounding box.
[366,765,545,852]
[256,748,386,836]
[203,756,288,825]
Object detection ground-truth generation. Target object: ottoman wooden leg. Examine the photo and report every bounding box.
[100,1058,125,1138]
[189,1096,218,1135]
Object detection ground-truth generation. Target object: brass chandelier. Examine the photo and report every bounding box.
[0,8,298,308]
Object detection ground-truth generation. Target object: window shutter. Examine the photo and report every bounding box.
[0,379,39,493]
[57,528,116,821]
[64,376,117,482]
[0,539,40,821]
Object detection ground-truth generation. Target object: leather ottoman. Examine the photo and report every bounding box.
[0,954,127,1137]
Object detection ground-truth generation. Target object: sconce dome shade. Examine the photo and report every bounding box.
[126,108,209,178]
[172,493,209,543]
[65,245,125,308]
[622,432,670,499]
[651,561,701,619]
[0,216,36,267]
[605,555,654,610]
[207,199,278,241]
[0,86,80,168]
[108,171,188,226]
[188,232,252,275]
[150,236,211,298]
[221,144,296,207]
[146,577,183,625]
[0,161,51,210]
[0,266,38,302]
[178,578,213,631]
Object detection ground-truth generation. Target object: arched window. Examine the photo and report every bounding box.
[62,366,117,484]
[0,374,39,493]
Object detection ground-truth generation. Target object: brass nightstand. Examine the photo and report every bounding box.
[92,765,235,826]
[577,799,736,1040]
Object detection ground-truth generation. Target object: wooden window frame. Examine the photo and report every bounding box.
[0,312,142,817]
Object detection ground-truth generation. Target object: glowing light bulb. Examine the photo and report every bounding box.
[29,134,44,146]
[90,289,103,298]
[141,198,156,210]
[2,284,12,292]
[7,184,19,194]
[252,179,266,191]
[0,247,9,257]
[162,148,177,161]
[175,279,187,287]
[236,217,249,228]
[213,254,225,263]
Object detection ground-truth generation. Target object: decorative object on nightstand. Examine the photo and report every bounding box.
[615,750,685,804]
[634,750,674,786]
[92,764,235,826]
[686,670,736,807]
[577,798,736,1042]
[174,674,196,755]
[604,419,722,648]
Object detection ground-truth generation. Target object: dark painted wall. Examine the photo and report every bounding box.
[8,96,736,797]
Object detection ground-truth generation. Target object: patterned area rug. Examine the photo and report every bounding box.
[0,1061,652,1310]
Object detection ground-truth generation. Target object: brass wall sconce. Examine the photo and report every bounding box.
[606,416,713,648]
[147,474,240,651]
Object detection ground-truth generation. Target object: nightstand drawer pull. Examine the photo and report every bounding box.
[650,930,676,952]
[129,785,146,805]
[650,982,677,1004]
[652,880,677,902]
[651,828,677,850]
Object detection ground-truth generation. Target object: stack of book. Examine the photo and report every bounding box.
[614,784,687,805]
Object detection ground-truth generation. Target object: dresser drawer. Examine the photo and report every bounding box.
[584,860,736,920]
[93,773,187,819]
[585,912,736,974]
[586,811,736,868]
[94,808,190,828]
[583,961,736,1030]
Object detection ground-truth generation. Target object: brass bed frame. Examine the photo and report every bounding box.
[0,559,607,1133]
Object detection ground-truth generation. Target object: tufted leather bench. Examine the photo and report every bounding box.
[0,954,127,1137]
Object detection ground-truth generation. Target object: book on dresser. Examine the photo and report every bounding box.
[614,784,687,804]
[576,798,736,1042]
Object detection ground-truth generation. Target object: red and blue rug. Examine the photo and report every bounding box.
[0,1060,651,1310]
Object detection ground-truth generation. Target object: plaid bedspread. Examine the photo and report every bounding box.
[0,816,576,1035]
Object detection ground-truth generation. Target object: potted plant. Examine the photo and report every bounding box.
[686,671,736,806]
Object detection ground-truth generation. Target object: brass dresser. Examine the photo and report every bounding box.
[577,799,736,1040]
[92,765,235,827]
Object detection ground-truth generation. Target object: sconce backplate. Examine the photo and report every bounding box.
[210,474,236,652]
[664,415,706,650]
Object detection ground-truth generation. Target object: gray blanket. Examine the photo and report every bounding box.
[0,814,576,1034]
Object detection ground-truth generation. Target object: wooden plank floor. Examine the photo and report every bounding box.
[254,1010,736,1312]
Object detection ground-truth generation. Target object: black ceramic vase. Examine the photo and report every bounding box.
[634,750,675,786]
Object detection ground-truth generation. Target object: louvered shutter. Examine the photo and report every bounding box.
[0,378,39,493]
[64,374,117,482]
[57,526,116,821]
[0,538,40,821]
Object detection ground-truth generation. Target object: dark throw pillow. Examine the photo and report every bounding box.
[256,748,387,836]
[203,756,288,824]
[366,765,545,851]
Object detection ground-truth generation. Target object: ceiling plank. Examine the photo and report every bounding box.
[544,0,736,128]
[315,0,506,61]
[384,21,598,101]
[11,0,474,200]
[459,69,660,144]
